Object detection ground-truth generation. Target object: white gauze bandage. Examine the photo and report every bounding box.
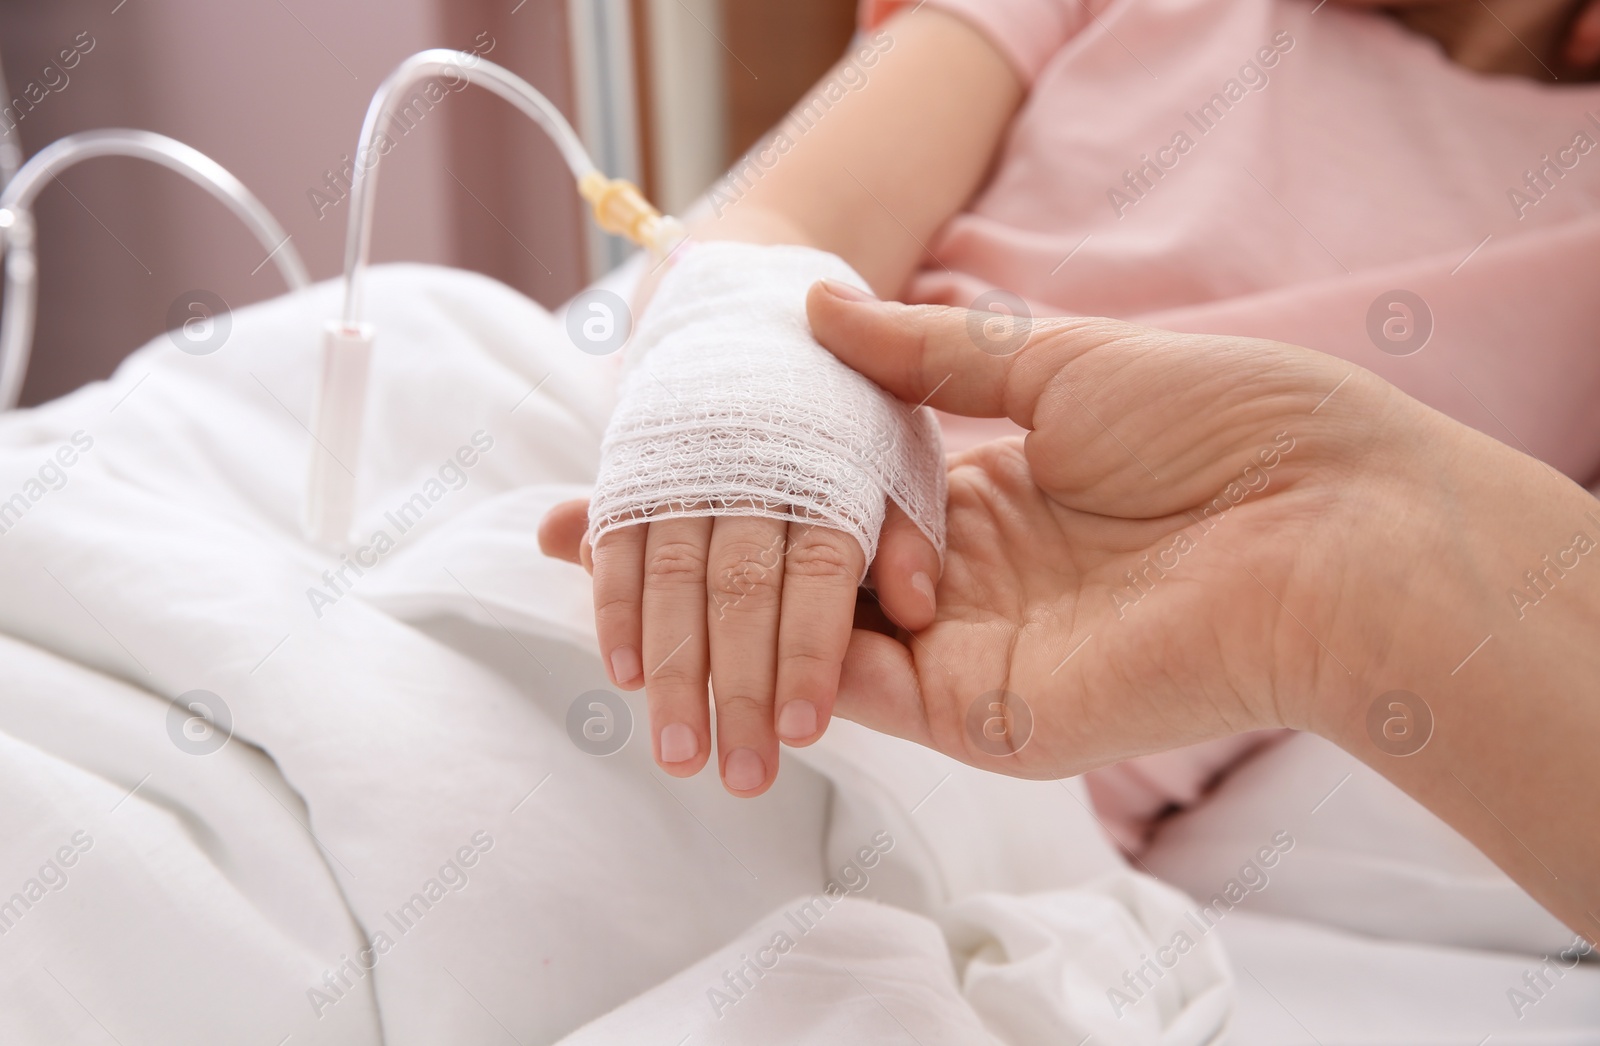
[589,242,946,571]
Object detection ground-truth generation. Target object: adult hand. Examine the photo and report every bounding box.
[806,280,1436,777]
[808,281,1600,939]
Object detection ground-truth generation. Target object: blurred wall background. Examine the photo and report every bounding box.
[721,0,855,165]
[0,0,855,407]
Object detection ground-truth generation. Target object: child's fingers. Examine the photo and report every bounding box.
[706,517,789,795]
[537,498,591,565]
[641,517,714,777]
[834,627,934,750]
[772,522,865,749]
[868,500,940,632]
[591,524,646,689]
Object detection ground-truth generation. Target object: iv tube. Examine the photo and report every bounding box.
[0,129,309,411]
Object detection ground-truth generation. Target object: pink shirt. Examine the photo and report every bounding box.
[864,0,1600,485]
[861,0,1600,849]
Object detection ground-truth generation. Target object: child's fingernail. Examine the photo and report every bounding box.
[819,279,879,303]
[659,723,698,764]
[610,646,641,684]
[911,571,937,612]
[724,748,766,792]
[777,700,818,741]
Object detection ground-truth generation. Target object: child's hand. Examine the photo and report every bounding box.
[538,498,940,795]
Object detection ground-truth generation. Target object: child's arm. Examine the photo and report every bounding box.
[541,6,1025,796]
[684,6,1024,295]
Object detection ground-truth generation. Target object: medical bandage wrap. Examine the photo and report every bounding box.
[588,242,947,571]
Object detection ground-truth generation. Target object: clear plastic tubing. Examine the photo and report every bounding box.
[308,49,683,546]
[0,128,309,410]
[338,49,600,331]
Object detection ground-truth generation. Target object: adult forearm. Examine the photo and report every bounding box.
[798,295,1600,935]
[1319,410,1600,938]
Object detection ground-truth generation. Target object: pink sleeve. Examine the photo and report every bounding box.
[1085,730,1292,854]
[859,0,1105,84]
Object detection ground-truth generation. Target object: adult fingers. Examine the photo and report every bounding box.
[591,523,646,689]
[705,517,788,795]
[772,522,865,748]
[537,498,590,565]
[867,499,940,633]
[642,517,714,776]
[806,279,1138,427]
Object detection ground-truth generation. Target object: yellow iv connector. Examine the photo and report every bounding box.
[579,172,687,259]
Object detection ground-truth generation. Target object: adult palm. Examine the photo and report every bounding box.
[808,282,1421,780]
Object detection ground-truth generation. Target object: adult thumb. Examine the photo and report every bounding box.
[805,280,1131,430]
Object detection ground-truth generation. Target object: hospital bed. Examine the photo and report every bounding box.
[0,49,1594,1046]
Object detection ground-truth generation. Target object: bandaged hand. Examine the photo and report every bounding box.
[539,243,947,796]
